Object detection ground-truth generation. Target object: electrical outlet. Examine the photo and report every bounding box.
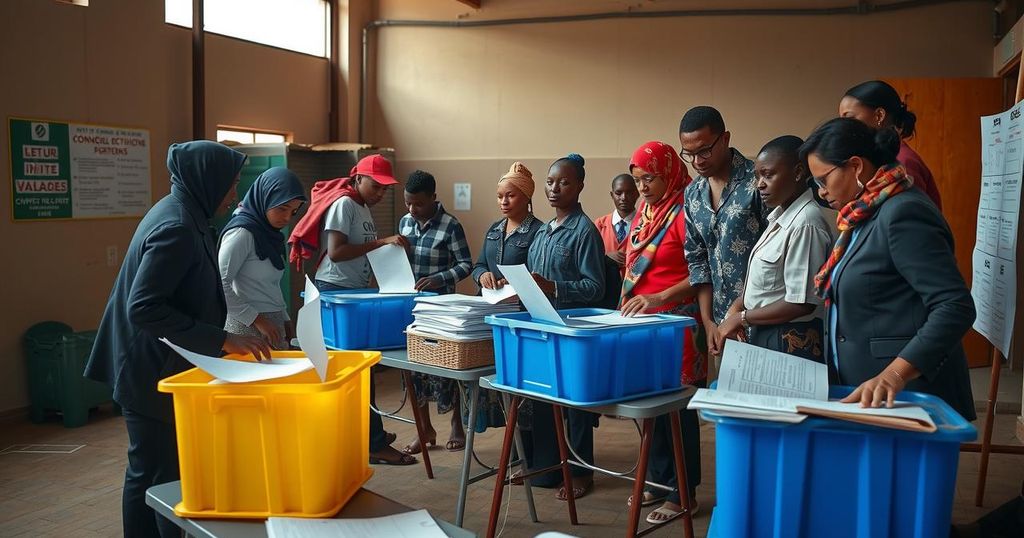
[106,246,118,267]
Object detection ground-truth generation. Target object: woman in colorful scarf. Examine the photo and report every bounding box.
[619,141,704,524]
[800,118,975,419]
[717,136,836,363]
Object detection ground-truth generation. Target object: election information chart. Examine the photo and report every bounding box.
[8,117,151,220]
[975,104,1023,356]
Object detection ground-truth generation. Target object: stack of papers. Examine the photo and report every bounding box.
[688,340,937,433]
[408,294,519,341]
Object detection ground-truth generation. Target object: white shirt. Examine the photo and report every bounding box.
[219,227,289,326]
[314,196,377,288]
[742,189,836,322]
[611,210,636,228]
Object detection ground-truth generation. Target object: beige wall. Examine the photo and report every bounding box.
[0,0,329,413]
[368,0,994,296]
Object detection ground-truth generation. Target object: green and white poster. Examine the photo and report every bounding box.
[9,117,151,221]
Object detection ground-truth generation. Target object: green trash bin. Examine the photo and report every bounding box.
[24,322,115,427]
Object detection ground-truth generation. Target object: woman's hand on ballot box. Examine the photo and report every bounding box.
[841,357,919,409]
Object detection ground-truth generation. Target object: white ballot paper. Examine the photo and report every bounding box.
[717,340,828,400]
[496,264,670,327]
[481,284,517,304]
[366,243,417,294]
[265,509,448,538]
[496,264,567,324]
[162,275,332,383]
[160,339,313,383]
[297,276,330,381]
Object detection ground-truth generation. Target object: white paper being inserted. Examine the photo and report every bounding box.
[481,284,517,304]
[496,264,565,324]
[366,243,418,294]
[297,275,330,381]
[161,338,313,383]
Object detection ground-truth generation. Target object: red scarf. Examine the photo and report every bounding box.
[622,141,691,299]
[287,176,364,270]
[814,164,912,298]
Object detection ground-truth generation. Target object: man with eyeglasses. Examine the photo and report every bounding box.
[679,106,768,368]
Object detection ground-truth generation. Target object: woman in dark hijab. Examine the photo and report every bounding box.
[219,167,307,349]
[85,140,272,538]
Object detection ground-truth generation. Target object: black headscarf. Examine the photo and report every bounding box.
[166,141,247,219]
[221,167,307,270]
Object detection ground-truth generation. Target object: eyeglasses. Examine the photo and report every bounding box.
[811,162,845,189]
[680,133,723,164]
[633,174,662,186]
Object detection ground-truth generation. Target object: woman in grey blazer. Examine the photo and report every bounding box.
[799,118,976,420]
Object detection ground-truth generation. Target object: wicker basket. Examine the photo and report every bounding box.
[406,330,495,370]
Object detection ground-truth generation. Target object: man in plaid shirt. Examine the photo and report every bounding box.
[399,170,472,295]
[399,169,473,454]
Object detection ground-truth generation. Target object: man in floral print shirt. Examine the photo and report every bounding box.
[679,106,768,365]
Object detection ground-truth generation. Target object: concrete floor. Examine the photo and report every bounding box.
[1,366,1022,538]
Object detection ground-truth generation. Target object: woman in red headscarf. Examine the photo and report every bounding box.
[619,141,704,524]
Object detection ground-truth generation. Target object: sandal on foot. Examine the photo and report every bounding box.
[369,451,418,466]
[556,479,593,501]
[402,435,436,455]
[645,500,700,525]
[445,437,466,452]
[627,490,668,508]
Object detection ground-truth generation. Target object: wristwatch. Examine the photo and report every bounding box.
[740,310,750,329]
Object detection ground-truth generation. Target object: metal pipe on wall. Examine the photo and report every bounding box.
[329,0,340,141]
[192,0,205,140]
[357,0,988,142]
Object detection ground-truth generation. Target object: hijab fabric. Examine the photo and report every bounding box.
[166,141,247,219]
[222,167,307,270]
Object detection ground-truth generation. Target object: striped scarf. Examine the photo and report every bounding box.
[814,164,912,299]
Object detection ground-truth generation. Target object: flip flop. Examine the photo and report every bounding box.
[445,438,466,452]
[509,469,525,486]
[626,490,668,508]
[556,479,593,502]
[369,452,418,466]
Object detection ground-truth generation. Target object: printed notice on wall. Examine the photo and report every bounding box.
[974,104,1023,356]
[8,117,151,220]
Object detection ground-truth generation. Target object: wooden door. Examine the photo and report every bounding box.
[884,78,1003,368]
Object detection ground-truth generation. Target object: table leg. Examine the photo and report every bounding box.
[670,412,695,538]
[455,382,479,527]
[513,420,539,523]
[552,405,579,525]
[486,395,521,538]
[627,418,654,537]
[402,372,433,479]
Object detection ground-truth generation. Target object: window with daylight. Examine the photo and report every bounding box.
[216,127,289,145]
[165,0,329,58]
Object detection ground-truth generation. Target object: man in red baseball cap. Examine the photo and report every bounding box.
[287,154,414,466]
[350,154,399,186]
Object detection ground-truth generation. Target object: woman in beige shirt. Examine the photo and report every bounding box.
[719,136,836,362]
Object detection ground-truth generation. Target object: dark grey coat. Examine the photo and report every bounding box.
[826,188,976,420]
